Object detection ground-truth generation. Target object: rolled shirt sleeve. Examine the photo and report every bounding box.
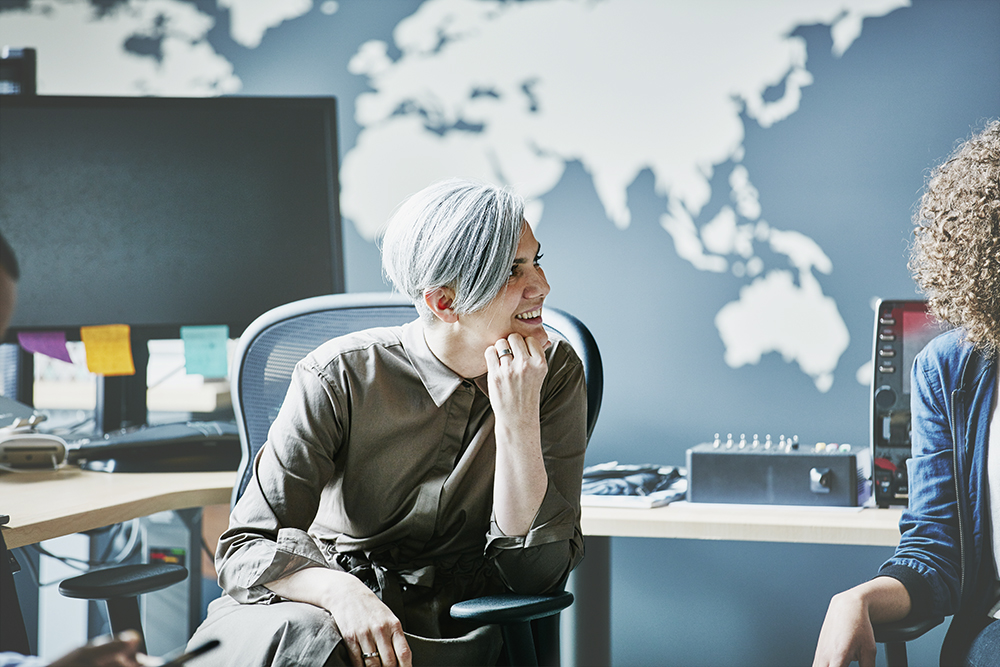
[485,340,588,593]
[216,359,344,603]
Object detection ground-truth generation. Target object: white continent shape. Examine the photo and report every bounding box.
[0,0,241,96]
[218,0,314,49]
[342,0,907,390]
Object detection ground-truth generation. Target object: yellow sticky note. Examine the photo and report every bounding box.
[80,324,136,376]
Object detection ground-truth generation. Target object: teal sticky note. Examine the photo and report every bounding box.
[180,325,230,379]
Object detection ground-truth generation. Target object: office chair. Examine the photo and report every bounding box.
[872,615,945,667]
[58,562,187,654]
[231,292,603,667]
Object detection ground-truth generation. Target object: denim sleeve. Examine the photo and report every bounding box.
[877,344,963,617]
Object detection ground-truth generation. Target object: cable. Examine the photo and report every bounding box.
[26,518,143,585]
[147,362,186,389]
[48,415,96,437]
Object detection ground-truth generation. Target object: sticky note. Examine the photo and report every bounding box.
[17,331,73,363]
[181,325,229,379]
[80,324,135,376]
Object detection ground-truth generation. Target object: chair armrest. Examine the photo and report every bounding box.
[450,591,573,625]
[59,563,187,600]
[872,615,944,644]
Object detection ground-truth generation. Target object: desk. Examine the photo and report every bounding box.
[582,501,902,545]
[0,468,236,550]
[1,468,236,654]
[2,472,904,667]
[565,502,904,667]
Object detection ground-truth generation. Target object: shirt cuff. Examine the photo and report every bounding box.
[485,483,577,554]
[243,527,331,600]
[875,564,937,618]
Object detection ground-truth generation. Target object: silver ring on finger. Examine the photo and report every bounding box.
[361,650,380,660]
[498,348,513,359]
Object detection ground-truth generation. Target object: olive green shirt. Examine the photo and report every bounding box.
[215,320,587,625]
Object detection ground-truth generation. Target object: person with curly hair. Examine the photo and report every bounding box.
[813,120,1000,667]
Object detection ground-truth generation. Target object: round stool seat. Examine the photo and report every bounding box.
[59,563,187,600]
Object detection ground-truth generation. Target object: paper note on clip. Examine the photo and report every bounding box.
[181,325,229,379]
[80,324,135,376]
[17,331,73,363]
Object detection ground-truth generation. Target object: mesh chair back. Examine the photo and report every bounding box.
[230,293,603,507]
[230,293,416,505]
[538,308,603,441]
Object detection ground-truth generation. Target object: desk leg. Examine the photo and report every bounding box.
[563,535,610,667]
[174,508,203,639]
[140,508,204,653]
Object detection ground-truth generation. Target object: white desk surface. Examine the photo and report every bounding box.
[581,501,903,547]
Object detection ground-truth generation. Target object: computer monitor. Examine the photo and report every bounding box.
[0,95,344,431]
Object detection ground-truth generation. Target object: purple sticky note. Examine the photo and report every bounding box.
[17,331,74,363]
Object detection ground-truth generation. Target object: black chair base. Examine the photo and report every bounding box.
[874,615,944,667]
[452,592,573,667]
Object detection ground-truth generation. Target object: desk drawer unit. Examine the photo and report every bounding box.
[686,436,871,507]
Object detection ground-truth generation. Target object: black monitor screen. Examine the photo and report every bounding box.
[0,95,343,340]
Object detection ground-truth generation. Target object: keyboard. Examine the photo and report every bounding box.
[67,421,241,473]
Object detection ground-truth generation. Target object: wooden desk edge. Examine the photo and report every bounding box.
[581,504,904,547]
[3,473,902,550]
[2,470,236,550]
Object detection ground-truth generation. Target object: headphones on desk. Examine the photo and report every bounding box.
[0,414,67,471]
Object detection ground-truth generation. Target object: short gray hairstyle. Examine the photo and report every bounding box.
[380,179,525,318]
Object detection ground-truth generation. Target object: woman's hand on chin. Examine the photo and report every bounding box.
[484,333,547,424]
[486,332,549,534]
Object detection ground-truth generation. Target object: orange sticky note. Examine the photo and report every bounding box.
[80,324,136,376]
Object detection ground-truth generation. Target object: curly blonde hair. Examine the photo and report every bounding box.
[909,120,1000,354]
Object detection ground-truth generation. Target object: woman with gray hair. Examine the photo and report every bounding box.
[189,179,587,667]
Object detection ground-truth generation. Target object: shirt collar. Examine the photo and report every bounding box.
[400,319,472,407]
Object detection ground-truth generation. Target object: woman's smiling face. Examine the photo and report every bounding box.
[458,222,550,352]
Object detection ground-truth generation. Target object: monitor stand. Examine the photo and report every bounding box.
[95,335,149,433]
[12,333,150,435]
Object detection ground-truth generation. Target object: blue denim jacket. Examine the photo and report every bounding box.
[877,329,996,660]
